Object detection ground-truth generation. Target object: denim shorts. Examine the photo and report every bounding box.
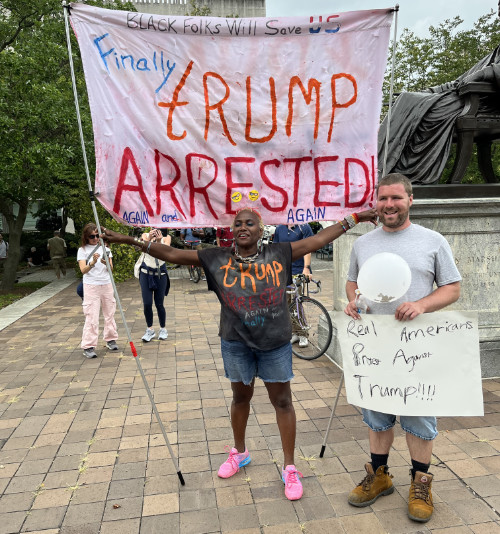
[220,339,294,386]
[361,408,438,441]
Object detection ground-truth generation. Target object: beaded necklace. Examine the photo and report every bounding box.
[232,243,262,264]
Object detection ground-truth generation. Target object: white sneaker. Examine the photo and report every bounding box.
[142,328,155,342]
[298,336,309,348]
[158,328,168,340]
[290,334,299,344]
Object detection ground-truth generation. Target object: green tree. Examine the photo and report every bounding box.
[0,0,135,290]
[383,10,500,183]
[188,0,211,16]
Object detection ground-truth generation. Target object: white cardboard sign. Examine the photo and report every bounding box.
[334,311,484,416]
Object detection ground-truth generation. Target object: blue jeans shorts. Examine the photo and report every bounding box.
[361,409,438,441]
[220,339,294,386]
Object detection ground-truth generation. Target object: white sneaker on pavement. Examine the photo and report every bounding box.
[290,334,299,344]
[142,328,155,342]
[158,328,168,340]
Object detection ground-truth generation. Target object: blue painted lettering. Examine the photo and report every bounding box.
[122,211,150,225]
[286,206,326,223]
[93,33,176,93]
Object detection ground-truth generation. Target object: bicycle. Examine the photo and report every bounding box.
[288,274,333,360]
[183,241,202,283]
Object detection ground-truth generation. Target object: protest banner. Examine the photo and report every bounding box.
[333,311,484,416]
[70,3,393,227]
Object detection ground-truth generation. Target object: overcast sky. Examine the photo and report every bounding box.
[266,0,497,37]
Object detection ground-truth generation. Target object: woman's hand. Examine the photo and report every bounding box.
[91,252,99,266]
[356,209,378,226]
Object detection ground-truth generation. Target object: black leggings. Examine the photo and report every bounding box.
[139,272,167,328]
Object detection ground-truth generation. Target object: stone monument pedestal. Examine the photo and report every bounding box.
[324,197,500,378]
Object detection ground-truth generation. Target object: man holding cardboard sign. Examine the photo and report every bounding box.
[344,173,462,523]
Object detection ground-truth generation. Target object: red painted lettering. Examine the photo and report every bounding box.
[154,150,186,218]
[344,158,371,208]
[225,157,255,214]
[314,156,341,207]
[186,153,218,219]
[113,147,154,216]
[260,160,287,212]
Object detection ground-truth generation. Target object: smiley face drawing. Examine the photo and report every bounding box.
[248,190,259,202]
[231,191,242,203]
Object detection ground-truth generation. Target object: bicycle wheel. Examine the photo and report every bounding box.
[189,265,201,283]
[290,297,333,360]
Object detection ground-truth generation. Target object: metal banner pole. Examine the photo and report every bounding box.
[62,2,184,485]
[382,4,400,177]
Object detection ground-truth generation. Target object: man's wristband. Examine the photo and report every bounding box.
[304,265,311,270]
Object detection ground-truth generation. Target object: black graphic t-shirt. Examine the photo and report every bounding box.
[198,243,293,351]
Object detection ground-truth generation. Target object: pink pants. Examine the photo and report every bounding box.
[81,283,118,349]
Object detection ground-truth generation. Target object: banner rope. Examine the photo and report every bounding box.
[62,1,185,486]
[382,4,400,177]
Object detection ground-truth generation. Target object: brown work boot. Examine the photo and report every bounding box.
[408,470,434,522]
[348,463,394,507]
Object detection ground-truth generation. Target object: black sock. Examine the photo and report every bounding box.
[411,459,429,480]
[371,453,389,472]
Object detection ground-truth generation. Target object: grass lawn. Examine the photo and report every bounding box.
[0,281,49,310]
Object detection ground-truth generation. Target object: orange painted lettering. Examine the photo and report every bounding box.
[328,73,357,142]
[158,60,194,141]
[245,76,277,143]
[203,72,236,146]
[286,76,321,139]
[239,263,257,293]
[220,257,237,288]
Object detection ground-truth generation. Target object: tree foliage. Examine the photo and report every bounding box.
[384,10,500,96]
[0,0,135,290]
[382,10,500,184]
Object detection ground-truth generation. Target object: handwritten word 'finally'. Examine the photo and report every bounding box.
[93,34,175,93]
[112,148,375,220]
[158,60,357,146]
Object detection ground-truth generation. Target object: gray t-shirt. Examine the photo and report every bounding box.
[199,243,293,350]
[347,224,461,315]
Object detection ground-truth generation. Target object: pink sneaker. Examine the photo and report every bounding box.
[217,447,251,478]
[282,465,303,500]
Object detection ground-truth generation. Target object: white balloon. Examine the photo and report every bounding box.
[357,253,412,303]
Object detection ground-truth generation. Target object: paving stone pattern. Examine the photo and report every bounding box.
[0,260,499,533]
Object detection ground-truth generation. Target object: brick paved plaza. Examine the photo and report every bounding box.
[0,262,500,533]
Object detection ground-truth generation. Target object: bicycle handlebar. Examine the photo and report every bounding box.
[293,274,321,294]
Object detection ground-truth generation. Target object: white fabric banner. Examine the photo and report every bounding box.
[70,3,393,227]
[333,311,484,416]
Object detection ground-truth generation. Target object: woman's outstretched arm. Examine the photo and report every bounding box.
[101,228,201,266]
[290,209,378,261]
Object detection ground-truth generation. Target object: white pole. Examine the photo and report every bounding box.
[382,4,399,177]
[62,2,185,485]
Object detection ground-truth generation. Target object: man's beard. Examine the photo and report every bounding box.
[378,209,409,229]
